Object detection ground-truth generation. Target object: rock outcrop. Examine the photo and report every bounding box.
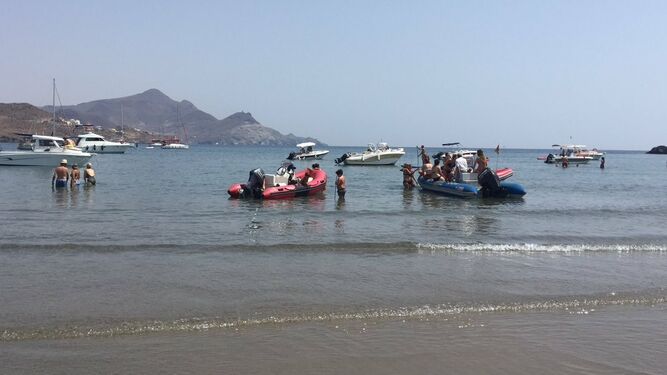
[647,145,667,154]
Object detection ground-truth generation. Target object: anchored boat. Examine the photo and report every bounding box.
[417,168,526,198]
[335,142,405,165]
[287,142,329,160]
[228,165,327,199]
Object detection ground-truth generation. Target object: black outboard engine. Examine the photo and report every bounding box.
[478,167,507,198]
[432,152,445,161]
[545,153,555,164]
[243,168,265,198]
[287,152,297,160]
[334,153,350,165]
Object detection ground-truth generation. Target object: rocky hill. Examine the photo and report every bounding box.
[40,89,321,145]
[647,145,667,154]
[0,103,154,143]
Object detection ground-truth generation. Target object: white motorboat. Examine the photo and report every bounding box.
[542,144,593,164]
[0,134,94,166]
[75,132,135,153]
[287,142,329,160]
[162,142,189,149]
[574,146,605,160]
[334,142,405,165]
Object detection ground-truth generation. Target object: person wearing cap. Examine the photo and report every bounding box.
[52,159,69,188]
[70,164,81,188]
[84,162,96,185]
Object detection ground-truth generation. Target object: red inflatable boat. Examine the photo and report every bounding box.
[228,168,328,199]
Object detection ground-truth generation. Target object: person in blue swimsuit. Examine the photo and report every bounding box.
[52,159,69,188]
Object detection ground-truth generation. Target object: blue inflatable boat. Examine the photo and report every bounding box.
[417,168,527,198]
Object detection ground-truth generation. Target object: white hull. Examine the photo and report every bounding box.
[344,151,405,165]
[292,150,329,160]
[0,150,93,166]
[79,143,135,154]
[76,133,135,154]
[162,143,189,149]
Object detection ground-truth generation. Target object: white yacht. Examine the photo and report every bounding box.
[287,142,329,160]
[75,132,135,153]
[335,142,405,165]
[543,144,594,164]
[0,134,94,166]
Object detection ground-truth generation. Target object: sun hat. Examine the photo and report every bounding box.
[60,159,67,164]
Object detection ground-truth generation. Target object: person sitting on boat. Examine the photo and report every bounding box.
[454,154,470,182]
[431,159,445,181]
[443,153,456,182]
[473,149,488,174]
[401,163,417,188]
[420,161,434,179]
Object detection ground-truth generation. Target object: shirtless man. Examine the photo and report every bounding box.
[52,159,69,188]
[335,169,346,198]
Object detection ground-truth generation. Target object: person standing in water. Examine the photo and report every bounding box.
[84,163,96,185]
[70,164,81,188]
[52,159,69,188]
[600,157,605,169]
[335,169,346,199]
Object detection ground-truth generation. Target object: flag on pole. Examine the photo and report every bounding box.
[495,144,500,154]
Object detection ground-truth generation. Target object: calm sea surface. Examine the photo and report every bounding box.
[1,144,666,374]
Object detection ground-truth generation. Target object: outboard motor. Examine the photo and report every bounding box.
[478,167,507,197]
[545,153,555,164]
[287,151,297,160]
[334,153,350,165]
[243,168,265,198]
[432,152,445,161]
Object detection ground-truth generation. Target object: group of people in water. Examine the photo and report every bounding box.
[51,159,96,189]
[401,146,490,188]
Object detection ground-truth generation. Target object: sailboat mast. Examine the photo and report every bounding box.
[51,78,56,136]
[120,103,124,141]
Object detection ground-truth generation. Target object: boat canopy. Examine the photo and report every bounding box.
[552,144,587,148]
[296,142,316,148]
[77,132,107,139]
[32,135,65,142]
[442,142,461,146]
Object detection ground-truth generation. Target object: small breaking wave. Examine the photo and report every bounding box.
[416,243,667,253]
[2,293,664,342]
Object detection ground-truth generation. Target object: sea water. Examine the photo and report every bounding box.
[0,145,665,374]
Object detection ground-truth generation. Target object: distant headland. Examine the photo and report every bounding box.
[647,145,667,154]
[0,89,323,146]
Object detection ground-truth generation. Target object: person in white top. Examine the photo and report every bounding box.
[454,154,470,182]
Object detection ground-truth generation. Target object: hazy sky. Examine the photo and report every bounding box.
[2,1,666,149]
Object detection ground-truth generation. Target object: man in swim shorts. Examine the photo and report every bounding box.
[52,159,69,188]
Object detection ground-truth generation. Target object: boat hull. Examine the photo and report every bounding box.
[79,143,134,154]
[343,151,405,165]
[228,168,327,199]
[0,151,94,166]
[417,169,526,198]
[162,143,189,149]
[289,151,329,160]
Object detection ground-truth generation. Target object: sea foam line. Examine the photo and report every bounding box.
[2,295,664,342]
[416,243,667,253]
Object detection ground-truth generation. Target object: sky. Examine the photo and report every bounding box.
[1,0,666,150]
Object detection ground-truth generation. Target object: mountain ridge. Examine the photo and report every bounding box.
[37,89,322,145]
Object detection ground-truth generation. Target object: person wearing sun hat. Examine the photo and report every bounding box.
[52,159,69,188]
[84,162,96,185]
